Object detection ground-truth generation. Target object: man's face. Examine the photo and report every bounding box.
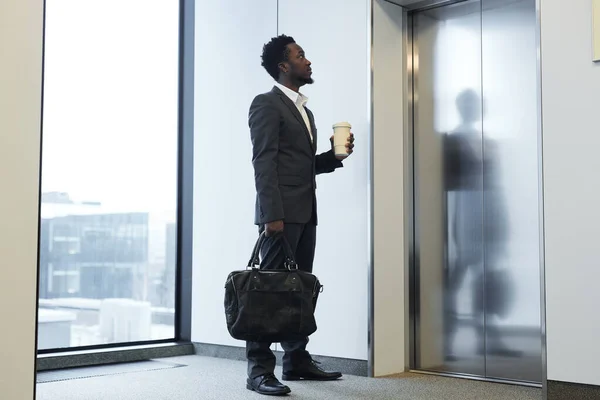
[281,43,313,85]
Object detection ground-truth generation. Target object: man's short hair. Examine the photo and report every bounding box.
[261,34,296,81]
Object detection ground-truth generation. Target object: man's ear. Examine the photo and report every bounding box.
[278,62,288,74]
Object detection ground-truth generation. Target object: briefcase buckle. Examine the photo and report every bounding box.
[284,257,298,270]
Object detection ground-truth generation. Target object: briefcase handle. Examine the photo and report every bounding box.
[246,231,298,270]
[247,232,266,267]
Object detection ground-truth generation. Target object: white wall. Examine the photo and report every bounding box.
[278,0,370,361]
[192,0,370,361]
[541,0,600,386]
[0,0,44,398]
[192,0,277,347]
[372,0,408,376]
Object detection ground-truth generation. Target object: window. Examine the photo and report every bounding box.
[38,0,180,351]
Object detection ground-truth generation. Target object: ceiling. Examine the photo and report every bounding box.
[385,0,528,12]
[383,0,455,10]
[417,0,528,19]
[384,0,424,5]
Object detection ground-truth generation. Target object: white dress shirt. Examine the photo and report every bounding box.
[275,82,313,142]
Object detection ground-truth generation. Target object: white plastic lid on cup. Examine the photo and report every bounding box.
[333,122,352,129]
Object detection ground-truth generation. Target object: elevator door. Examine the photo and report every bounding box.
[411,0,542,383]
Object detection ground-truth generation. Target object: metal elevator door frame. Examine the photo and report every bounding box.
[406,0,544,386]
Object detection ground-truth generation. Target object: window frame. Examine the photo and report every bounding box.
[35,0,195,364]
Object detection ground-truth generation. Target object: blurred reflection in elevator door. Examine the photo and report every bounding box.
[411,0,542,383]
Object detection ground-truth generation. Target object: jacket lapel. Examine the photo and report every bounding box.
[306,108,318,153]
[272,87,315,152]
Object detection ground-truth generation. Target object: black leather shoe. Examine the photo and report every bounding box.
[282,360,343,381]
[246,373,291,396]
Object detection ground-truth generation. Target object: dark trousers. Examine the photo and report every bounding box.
[246,222,317,379]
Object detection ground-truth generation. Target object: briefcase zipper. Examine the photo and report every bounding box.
[230,271,321,295]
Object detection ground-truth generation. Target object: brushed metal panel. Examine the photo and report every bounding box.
[412,1,485,376]
[413,12,446,371]
[481,0,542,383]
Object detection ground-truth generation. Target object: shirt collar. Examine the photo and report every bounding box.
[275,82,308,107]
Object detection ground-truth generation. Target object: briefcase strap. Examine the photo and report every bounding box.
[246,231,298,270]
[247,232,266,268]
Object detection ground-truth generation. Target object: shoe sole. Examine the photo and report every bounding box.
[246,383,291,396]
[281,375,342,381]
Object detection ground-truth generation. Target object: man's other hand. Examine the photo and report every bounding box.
[265,220,284,237]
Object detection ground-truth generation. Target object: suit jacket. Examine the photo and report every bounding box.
[249,86,343,225]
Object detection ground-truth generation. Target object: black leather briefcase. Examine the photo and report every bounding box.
[224,232,323,343]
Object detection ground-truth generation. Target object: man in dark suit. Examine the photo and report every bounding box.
[246,34,355,396]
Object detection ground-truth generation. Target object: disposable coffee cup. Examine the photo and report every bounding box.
[332,122,352,158]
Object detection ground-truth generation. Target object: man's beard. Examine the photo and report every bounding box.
[300,76,314,85]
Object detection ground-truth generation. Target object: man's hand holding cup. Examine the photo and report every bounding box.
[330,122,355,160]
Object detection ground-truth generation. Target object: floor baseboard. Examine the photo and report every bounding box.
[37,342,195,371]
